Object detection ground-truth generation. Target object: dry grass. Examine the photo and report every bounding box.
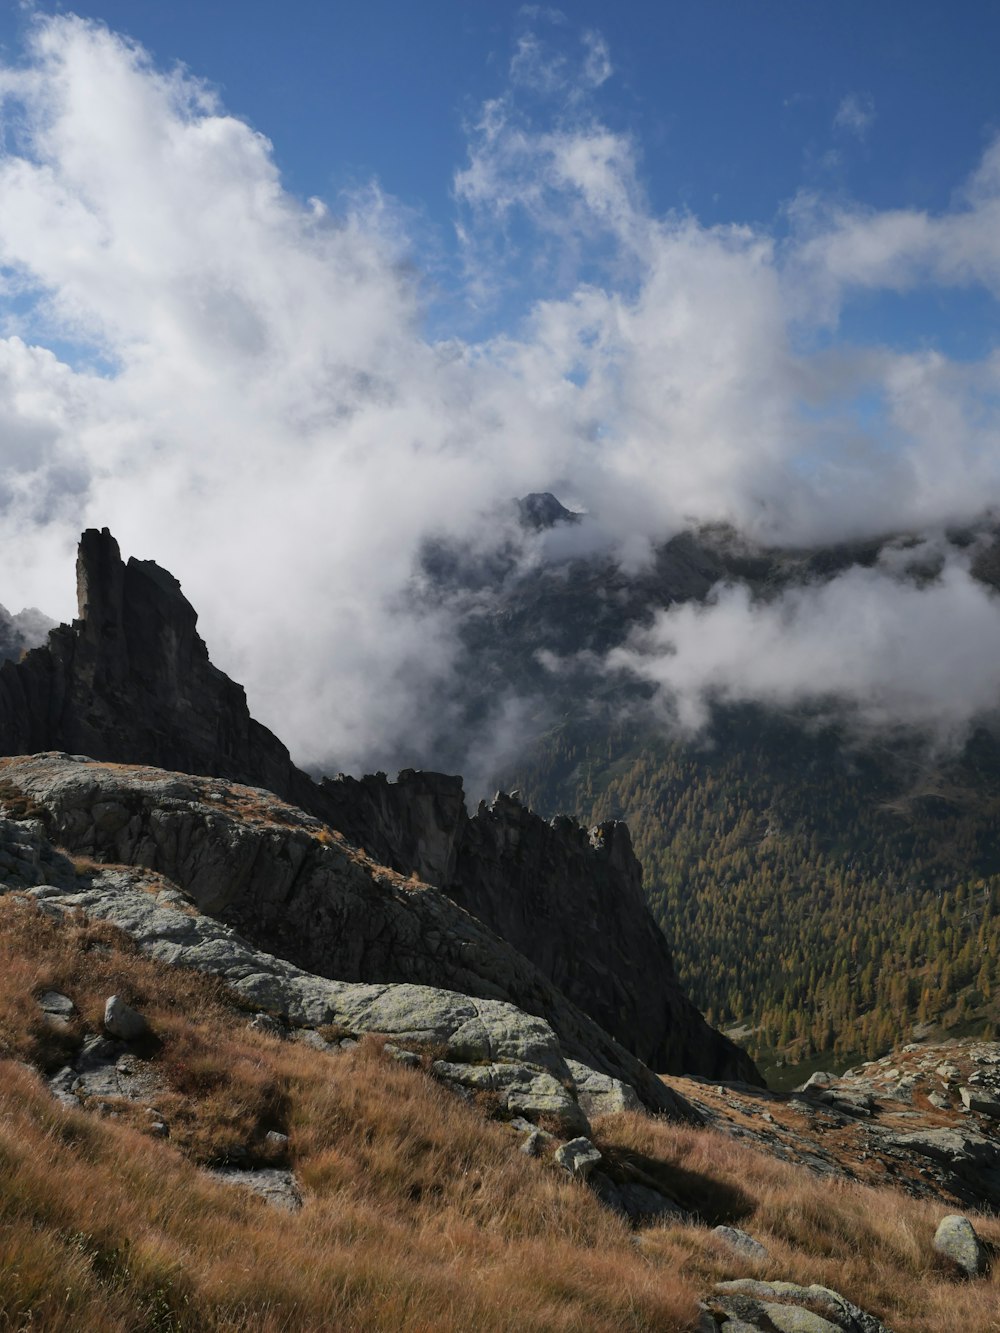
[0,894,999,1332]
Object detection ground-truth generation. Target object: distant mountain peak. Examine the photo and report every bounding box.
[516,492,583,531]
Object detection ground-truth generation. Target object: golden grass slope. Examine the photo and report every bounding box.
[1,895,999,1332]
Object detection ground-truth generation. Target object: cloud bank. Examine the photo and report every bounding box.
[0,15,1000,774]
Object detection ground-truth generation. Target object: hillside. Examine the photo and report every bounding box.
[3,764,1000,1331]
[415,504,1000,1074]
[505,708,1000,1077]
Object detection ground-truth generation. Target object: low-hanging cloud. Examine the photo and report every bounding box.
[607,555,1000,748]
[1,14,1000,777]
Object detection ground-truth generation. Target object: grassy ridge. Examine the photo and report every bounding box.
[2,894,1000,1330]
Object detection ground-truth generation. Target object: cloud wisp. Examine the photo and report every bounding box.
[0,16,1000,774]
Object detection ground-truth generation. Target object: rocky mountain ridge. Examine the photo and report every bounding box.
[0,527,756,1084]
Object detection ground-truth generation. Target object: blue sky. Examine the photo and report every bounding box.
[1,3,1000,773]
[3,1,999,352]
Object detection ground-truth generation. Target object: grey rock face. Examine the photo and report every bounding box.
[206,1167,302,1212]
[0,528,757,1088]
[48,1034,164,1108]
[0,752,695,1121]
[0,809,700,1134]
[959,1085,1000,1117]
[932,1214,988,1277]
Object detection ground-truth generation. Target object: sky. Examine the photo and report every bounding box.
[0,2,999,778]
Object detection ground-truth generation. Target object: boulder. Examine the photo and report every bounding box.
[554,1137,603,1179]
[712,1226,769,1261]
[103,995,149,1041]
[932,1214,988,1278]
[703,1281,891,1333]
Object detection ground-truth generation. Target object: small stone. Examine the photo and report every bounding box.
[554,1137,602,1179]
[103,995,149,1041]
[933,1213,988,1277]
[338,1038,359,1051]
[149,1121,169,1137]
[38,990,75,1016]
[265,1130,289,1148]
[713,1225,769,1260]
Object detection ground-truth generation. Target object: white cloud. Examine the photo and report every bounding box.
[608,555,1000,747]
[833,92,875,140]
[1,17,1000,774]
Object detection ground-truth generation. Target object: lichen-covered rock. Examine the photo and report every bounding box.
[0,820,689,1135]
[933,1213,988,1277]
[564,1059,644,1117]
[431,1059,588,1136]
[205,1167,302,1212]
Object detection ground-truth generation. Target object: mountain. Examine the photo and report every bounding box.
[0,526,755,1085]
[418,512,1000,1074]
[2,527,999,1331]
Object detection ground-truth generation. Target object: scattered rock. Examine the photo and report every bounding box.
[384,1043,421,1068]
[713,1225,769,1260]
[932,1213,988,1278]
[103,995,149,1041]
[554,1137,602,1179]
[38,990,74,1016]
[206,1167,302,1212]
[247,1012,285,1038]
[591,1172,687,1224]
[959,1086,1000,1118]
[264,1131,289,1148]
[703,1280,891,1333]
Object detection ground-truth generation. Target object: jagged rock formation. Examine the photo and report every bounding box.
[0,783,696,1130]
[0,529,301,800]
[318,774,751,1079]
[0,528,758,1085]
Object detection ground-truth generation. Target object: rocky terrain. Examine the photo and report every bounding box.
[3,527,1000,1330]
[673,1038,1000,1215]
[0,752,694,1124]
[0,526,754,1083]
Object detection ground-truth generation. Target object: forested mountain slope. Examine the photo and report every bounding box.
[444,506,1000,1074]
[504,709,1000,1073]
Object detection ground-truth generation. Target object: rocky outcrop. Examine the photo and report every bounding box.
[671,1037,1000,1214]
[0,752,699,1122]
[0,798,699,1133]
[320,771,757,1081]
[0,529,759,1085]
[701,1280,892,1333]
[0,529,301,800]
